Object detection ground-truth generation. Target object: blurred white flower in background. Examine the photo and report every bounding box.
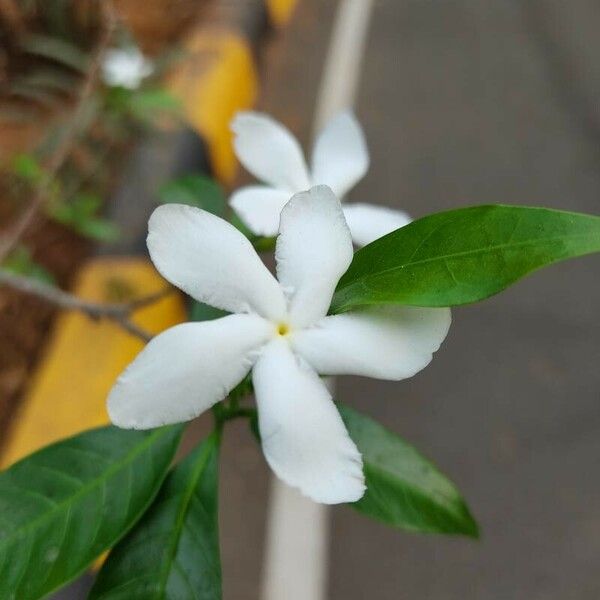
[229,110,412,246]
[108,186,450,504]
[102,46,153,90]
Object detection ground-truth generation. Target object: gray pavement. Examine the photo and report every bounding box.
[224,0,600,597]
[329,0,600,598]
[231,0,600,597]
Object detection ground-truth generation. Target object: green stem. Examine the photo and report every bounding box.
[211,401,256,427]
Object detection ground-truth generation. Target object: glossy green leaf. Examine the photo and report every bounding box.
[90,432,222,599]
[159,174,226,217]
[339,404,478,537]
[331,205,600,312]
[189,300,228,323]
[0,425,183,599]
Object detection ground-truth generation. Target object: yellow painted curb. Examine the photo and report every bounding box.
[1,257,186,468]
[266,0,299,27]
[169,30,258,184]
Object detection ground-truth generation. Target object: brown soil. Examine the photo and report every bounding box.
[115,0,210,54]
[0,216,90,439]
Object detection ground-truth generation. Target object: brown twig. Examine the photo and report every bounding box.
[0,269,173,342]
[0,1,118,263]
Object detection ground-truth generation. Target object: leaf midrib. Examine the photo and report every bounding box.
[365,461,472,533]
[367,459,460,516]
[154,434,216,599]
[0,428,171,551]
[342,231,600,285]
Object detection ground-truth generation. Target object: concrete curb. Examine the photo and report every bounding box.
[169,0,298,184]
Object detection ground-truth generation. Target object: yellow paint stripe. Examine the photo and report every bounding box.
[169,30,258,184]
[1,258,186,468]
[266,0,299,26]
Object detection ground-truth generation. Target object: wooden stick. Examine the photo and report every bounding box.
[0,268,173,342]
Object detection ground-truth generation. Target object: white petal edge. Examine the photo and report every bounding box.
[291,305,451,380]
[229,185,291,238]
[148,204,286,321]
[311,111,369,197]
[253,339,365,504]
[342,203,412,246]
[275,185,353,328]
[231,112,311,192]
[108,314,274,429]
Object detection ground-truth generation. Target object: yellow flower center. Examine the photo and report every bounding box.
[277,322,290,336]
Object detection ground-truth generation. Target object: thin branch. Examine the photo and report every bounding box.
[109,317,154,344]
[0,1,118,262]
[126,287,174,309]
[0,269,173,343]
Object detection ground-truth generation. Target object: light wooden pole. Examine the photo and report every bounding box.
[261,2,375,599]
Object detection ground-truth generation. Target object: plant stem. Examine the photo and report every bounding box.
[212,399,256,427]
[0,269,173,342]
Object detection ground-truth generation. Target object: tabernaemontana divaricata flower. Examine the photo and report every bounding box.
[108,186,450,504]
[229,110,411,246]
[102,46,153,90]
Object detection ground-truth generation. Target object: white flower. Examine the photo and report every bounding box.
[102,46,153,90]
[229,111,412,246]
[108,186,450,504]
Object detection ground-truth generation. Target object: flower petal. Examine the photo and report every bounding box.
[275,185,353,328]
[148,204,286,320]
[102,47,153,90]
[231,112,310,191]
[291,306,451,380]
[253,339,365,504]
[108,314,273,429]
[342,203,412,246]
[311,111,369,197]
[229,185,291,237]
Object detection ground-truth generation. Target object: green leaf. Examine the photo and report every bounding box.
[15,69,79,95]
[90,432,222,599]
[130,89,180,111]
[125,89,181,123]
[20,34,90,73]
[75,218,120,242]
[9,83,65,109]
[0,425,183,599]
[189,301,228,323]
[331,205,600,312]
[3,246,55,285]
[104,86,135,113]
[159,174,226,217]
[12,153,44,183]
[339,404,478,537]
[49,194,120,242]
